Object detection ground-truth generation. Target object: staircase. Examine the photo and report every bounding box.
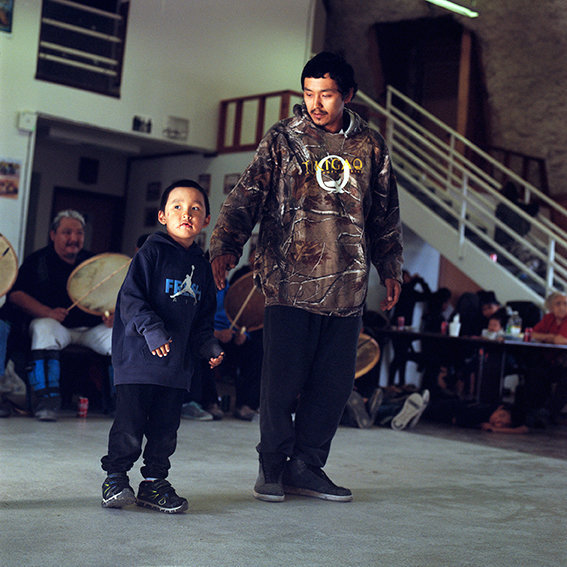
[357,86,567,307]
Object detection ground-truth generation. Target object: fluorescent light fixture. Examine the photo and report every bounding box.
[425,0,479,18]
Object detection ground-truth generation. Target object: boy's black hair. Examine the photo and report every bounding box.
[159,179,210,216]
[301,51,358,99]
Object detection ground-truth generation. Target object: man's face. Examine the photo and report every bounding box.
[50,217,85,264]
[303,74,353,133]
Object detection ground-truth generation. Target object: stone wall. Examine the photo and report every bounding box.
[324,0,567,197]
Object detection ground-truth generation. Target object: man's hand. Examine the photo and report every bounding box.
[102,310,114,328]
[48,307,69,323]
[380,278,401,312]
[211,254,237,290]
[215,328,234,343]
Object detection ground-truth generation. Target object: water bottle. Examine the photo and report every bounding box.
[506,311,522,338]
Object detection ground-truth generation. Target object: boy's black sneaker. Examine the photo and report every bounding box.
[101,473,136,508]
[253,452,286,502]
[136,479,188,514]
[283,458,353,502]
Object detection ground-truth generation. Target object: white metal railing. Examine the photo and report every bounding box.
[356,86,567,301]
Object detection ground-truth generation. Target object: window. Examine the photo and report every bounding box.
[36,0,129,97]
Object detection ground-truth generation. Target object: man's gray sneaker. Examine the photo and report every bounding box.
[253,452,286,502]
[282,458,352,502]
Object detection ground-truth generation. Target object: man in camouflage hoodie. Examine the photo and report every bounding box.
[210,52,403,502]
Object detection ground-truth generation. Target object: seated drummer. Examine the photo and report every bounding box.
[6,209,113,421]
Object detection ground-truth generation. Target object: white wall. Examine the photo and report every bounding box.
[124,151,255,259]
[30,139,128,252]
[0,0,318,259]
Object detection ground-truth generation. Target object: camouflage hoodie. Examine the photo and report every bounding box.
[209,103,403,317]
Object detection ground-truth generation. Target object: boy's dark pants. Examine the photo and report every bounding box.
[101,384,185,479]
[258,305,361,468]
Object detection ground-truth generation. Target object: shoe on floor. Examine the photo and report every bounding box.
[206,403,224,420]
[391,392,424,431]
[366,388,384,424]
[101,473,136,508]
[408,389,430,429]
[181,401,213,421]
[345,390,371,428]
[282,458,352,502]
[34,396,60,422]
[234,404,257,421]
[136,479,188,514]
[253,452,286,502]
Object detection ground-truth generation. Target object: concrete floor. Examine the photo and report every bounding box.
[1,412,566,567]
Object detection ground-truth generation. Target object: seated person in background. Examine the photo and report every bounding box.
[228,247,263,421]
[423,397,528,434]
[6,210,113,421]
[478,290,503,330]
[519,292,567,426]
[481,307,508,340]
[388,271,431,385]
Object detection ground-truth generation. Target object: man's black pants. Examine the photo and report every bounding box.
[258,305,361,468]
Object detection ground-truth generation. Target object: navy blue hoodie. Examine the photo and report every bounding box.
[111,231,222,389]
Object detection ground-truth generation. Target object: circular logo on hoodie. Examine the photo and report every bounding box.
[316,155,351,193]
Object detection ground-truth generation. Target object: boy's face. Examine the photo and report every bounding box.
[489,407,512,429]
[303,74,353,133]
[487,318,502,333]
[158,186,210,248]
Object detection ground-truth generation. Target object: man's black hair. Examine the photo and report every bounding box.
[159,179,210,216]
[301,51,358,99]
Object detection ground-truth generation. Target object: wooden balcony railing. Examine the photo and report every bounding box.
[217,90,302,153]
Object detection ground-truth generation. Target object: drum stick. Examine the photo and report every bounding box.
[67,259,131,312]
[228,285,257,331]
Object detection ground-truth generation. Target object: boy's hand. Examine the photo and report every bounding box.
[209,352,224,368]
[152,339,172,358]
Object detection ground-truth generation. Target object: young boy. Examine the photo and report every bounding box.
[100,179,224,513]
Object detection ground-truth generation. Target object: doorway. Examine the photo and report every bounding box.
[52,187,124,254]
[372,15,488,147]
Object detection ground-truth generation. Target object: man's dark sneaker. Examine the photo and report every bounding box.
[136,479,188,514]
[101,473,136,508]
[283,458,353,502]
[253,452,286,502]
[35,396,60,422]
[345,390,371,428]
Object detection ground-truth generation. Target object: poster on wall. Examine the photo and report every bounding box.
[0,159,20,198]
[0,1,14,34]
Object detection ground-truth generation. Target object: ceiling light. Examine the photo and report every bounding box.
[425,0,479,18]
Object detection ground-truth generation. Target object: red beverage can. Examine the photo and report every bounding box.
[397,316,405,329]
[77,397,89,418]
[523,327,533,342]
[441,321,448,335]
